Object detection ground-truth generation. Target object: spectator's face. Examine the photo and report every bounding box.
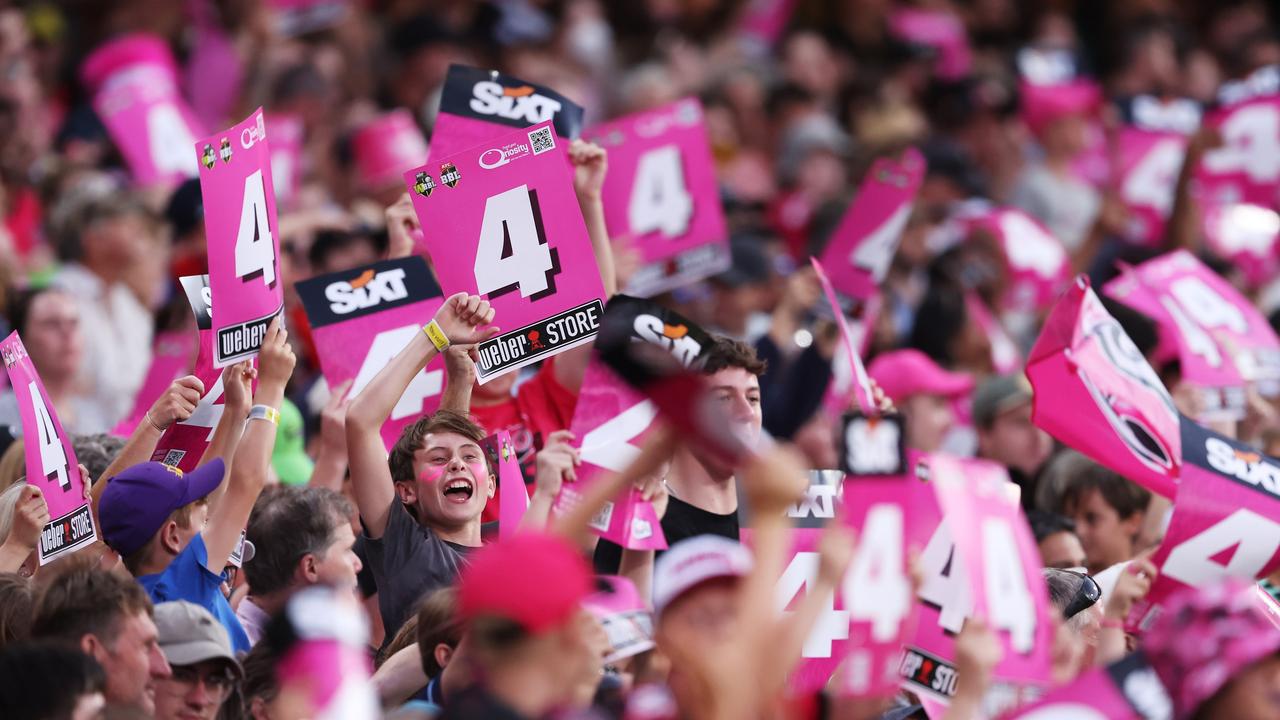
[310,520,361,591]
[85,213,150,267]
[1038,530,1086,569]
[1073,603,1102,666]
[1198,656,1280,720]
[317,241,379,276]
[903,394,955,453]
[978,402,1054,476]
[407,432,494,529]
[691,367,764,476]
[153,660,236,720]
[657,578,741,650]
[1065,489,1141,574]
[24,290,82,382]
[96,609,171,714]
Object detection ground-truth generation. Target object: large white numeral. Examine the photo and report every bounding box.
[917,521,971,633]
[1000,212,1066,278]
[580,400,657,472]
[851,203,910,282]
[845,504,911,641]
[475,185,555,298]
[1203,104,1280,183]
[177,375,225,442]
[1169,276,1247,334]
[1122,138,1184,216]
[1161,296,1222,368]
[982,518,1037,654]
[350,326,444,421]
[29,381,69,490]
[775,552,849,658]
[147,103,198,177]
[1163,508,1280,586]
[629,145,693,238]
[235,170,276,286]
[1016,705,1108,720]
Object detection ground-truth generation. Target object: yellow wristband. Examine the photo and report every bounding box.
[248,405,280,425]
[423,319,450,351]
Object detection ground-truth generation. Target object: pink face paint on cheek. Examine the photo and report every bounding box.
[466,462,488,483]
[420,465,447,485]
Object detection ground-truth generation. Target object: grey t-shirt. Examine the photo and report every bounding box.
[363,499,470,638]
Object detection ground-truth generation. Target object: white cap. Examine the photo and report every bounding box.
[653,536,754,616]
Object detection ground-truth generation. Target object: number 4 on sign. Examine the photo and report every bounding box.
[845,504,912,641]
[475,185,557,299]
[236,169,276,286]
[350,326,444,420]
[28,381,69,491]
[629,145,693,238]
[776,552,849,658]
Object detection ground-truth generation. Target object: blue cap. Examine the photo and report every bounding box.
[99,459,225,557]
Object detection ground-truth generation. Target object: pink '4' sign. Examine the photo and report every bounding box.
[82,34,203,186]
[296,257,447,451]
[584,98,729,297]
[1113,94,1201,248]
[0,333,97,564]
[197,108,283,368]
[819,149,926,302]
[1198,65,1280,209]
[963,207,1071,314]
[998,652,1173,720]
[404,121,606,384]
[1027,277,1181,499]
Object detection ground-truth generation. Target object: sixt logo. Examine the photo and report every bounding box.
[326,268,408,314]
[469,82,561,124]
[632,314,702,367]
[1205,437,1280,497]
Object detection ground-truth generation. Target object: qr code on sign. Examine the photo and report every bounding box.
[529,126,555,155]
[162,450,186,467]
[589,501,613,532]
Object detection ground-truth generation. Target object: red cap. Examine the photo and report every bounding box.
[458,532,593,633]
[867,349,974,403]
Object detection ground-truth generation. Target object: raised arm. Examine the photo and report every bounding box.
[199,361,254,508]
[520,430,579,531]
[0,484,48,573]
[385,193,420,260]
[439,345,477,416]
[203,319,296,572]
[346,294,497,538]
[310,379,352,492]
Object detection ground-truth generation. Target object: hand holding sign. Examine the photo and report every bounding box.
[8,485,50,554]
[534,430,581,500]
[433,293,498,346]
[148,375,204,431]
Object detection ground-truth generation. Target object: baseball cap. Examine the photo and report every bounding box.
[272,398,314,486]
[1144,579,1280,720]
[1020,79,1101,138]
[154,601,243,676]
[457,532,593,634]
[972,373,1033,428]
[867,349,974,404]
[653,536,754,617]
[99,459,226,557]
[584,576,655,664]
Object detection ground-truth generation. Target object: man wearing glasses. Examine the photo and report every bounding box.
[152,601,243,720]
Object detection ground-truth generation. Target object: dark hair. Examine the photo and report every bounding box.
[71,434,125,487]
[388,410,488,485]
[54,191,153,262]
[415,587,462,678]
[6,286,69,340]
[239,639,279,712]
[0,641,106,719]
[0,574,32,648]
[1042,568,1089,615]
[378,611,420,669]
[702,336,767,377]
[908,282,969,367]
[31,558,153,646]
[307,228,388,272]
[1059,464,1151,520]
[1027,510,1078,544]
[243,486,354,597]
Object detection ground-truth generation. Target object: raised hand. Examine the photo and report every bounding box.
[319,379,353,453]
[257,317,297,390]
[1105,558,1158,622]
[148,375,204,430]
[8,484,49,551]
[742,446,810,515]
[385,193,421,259]
[432,293,498,346]
[222,361,257,413]
[568,139,607,201]
[533,430,580,499]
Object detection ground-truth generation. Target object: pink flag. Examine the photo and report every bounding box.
[584,98,729,296]
[819,149,925,302]
[197,108,283,367]
[404,120,606,384]
[352,110,428,192]
[811,256,877,415]
[963,208,1070,314]
[998,652,1173,719]
[111,329,198,436]
[0,333,97,564]
[480,431,527,540]
[296,257,446,451]
[1112,95,1200,247]
[1201,202,1280,289]
[737,0,799,47]
[1129,419,1280,630]
[1198,65,1280,209]
[888,8,972,80]
[82,34,203,186]
[1027,277,1181,498]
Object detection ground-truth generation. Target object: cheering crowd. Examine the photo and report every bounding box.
[2,0,1280,719]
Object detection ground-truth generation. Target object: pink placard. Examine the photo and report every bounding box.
[888,8,972,81]
[1104,250,1280,419]
[296,257,447,451]
[0,333,97,564]
[811,257,876,415]
[111,329,198,436]
[480,430,527,540]
[1129,419,1280,630]
[737,0,799,46]
[1201,203,1280,289]
[1116,128,1187,247]
[822,294,879,422]
[268,113,304,208]
[198,108,284,367]
[901,462,960,704]
[353,110,428,192]
[964,208,1070,314]
[83,34,203,186]
[430,65,585,162]
[1027,278,1181,499]
[405,120,606,383]
[1198,65,1280,209]
[998,652,1172,720]
[584,98,729,297]
[818,149,925,302]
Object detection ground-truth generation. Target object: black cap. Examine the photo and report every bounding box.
[165,179,204,239]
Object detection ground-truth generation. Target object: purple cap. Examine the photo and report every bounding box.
[100,459,226,557]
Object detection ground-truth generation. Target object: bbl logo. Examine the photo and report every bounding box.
[219,138,233,164]
[440,162,461,188]
[201,144,216,170]
[413,171,436,197]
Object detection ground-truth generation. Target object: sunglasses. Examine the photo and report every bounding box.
[1062,571,1102,620]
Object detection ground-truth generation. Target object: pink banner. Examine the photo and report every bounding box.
[1116,128,1187,247]
[888,8,972,81]
[998,652,1172,719]
[430,65,585,162]
[0,333,97,564]
[812,257,877,415]
[353,110,427,192]
[1104,250,1280,420]
[584,98,729,297]
[1027,278,1181,499]
[83,34,203,186]
[296,257,447,451]
[1198,65,1280,209]
[111,329,198,436]
[737,0,799,46]
[480,431,526,540]
[963,208,1071,314]
[1129,420,1280,630]
[1201,203,1280,289]
[198,108,283,367]
[819,149,925,302]
[404,120,606,384]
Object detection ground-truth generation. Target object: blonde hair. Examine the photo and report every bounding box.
[0,442,25,495]
[0,480,27,545]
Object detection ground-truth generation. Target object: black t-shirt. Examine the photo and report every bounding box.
[440,686,530,720]
[593,495,739,574]
[363,500,472,638]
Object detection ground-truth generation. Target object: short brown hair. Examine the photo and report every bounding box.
[415,587,462,678]
[31,558,152,647]
[0,573,32,648]
[1059,463,1151,520]
[703,336,767,377]
[388,410,488,485]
